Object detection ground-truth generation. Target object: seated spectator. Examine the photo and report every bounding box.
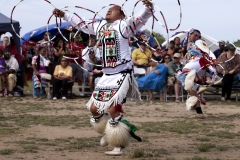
[137,57,168,101]
[132,41,152,70]
[52,57,72,100]
[167,40,175,57]
[0,50,6,96]
[167,53,184,102]
[152,46,163,63]
[24,41,36,85]
[82,36,100,62]
[7,37,27,90]
[84,50,103,92]
[0,36,9,51]
[67,36,84,95]
[174,48,184,64]
[53,38,68,65]
[35,32,54,74]
[214,40,225,59]
[32,47,50,99]
[217,44,240,101]
[174,37,181,49]
[1,48,19,97]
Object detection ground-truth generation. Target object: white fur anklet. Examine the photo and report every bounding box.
[90,113,110,134]
[105,121,131,148]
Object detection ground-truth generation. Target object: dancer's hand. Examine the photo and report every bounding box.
[53,9,65,18]
[142,0,153,8]
[229,69,235,74]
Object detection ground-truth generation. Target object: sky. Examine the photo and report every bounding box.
[1,0,240,42]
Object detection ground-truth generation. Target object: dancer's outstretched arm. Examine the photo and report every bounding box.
[127,0,153,35]
[53,9,95,35]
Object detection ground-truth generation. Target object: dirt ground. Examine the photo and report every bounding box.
[0,95,240,160]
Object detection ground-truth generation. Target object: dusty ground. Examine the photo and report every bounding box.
[0,95,240,160]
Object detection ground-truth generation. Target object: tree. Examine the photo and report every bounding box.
[233,39,240,47]
[144,30,165,46]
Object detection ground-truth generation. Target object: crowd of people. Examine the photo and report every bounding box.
[0,29,240,103]
[0,31,104,99]
[131,32,240,104]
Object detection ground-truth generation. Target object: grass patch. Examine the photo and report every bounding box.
[22,145,39,153]
[216,145,229,151]
[206,131,236,139]
[0,128,19,135]
[16,140,36,145]
[65,137,99,151]
[2,114,89,128]
[128,148,145,159]
[235,145,240,149]
[141,120,208,134]
[195,136,210,142]
[127,148,169,159]
[26,137,49,142]
[0,149,14,155]
[185,157,213,160]
[0,122,14,127]
[197,143,216,152]
[55,138,71,143]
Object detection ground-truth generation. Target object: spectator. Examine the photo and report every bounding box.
[129,37,139,53]
[167,40,175,57]
[84,50,103,92]
[174,48,184,64]
[35,32,55,74]
[217,44,240,101]
[167,53,184,102]
[152,46,163,63]
[32,47,50,99]
[132,41,152,70]
[0,49,6,96]
[52,57,72,100]
[82,36,100,62]
[24,41,36,83]
[1,48,19,97]
[213,40,225,59]
[7,37,27,91]
[7,37,26,64]
[137,55,169,101]
[67,36,85,95]
[53,38,68,65]
[0,36,9,51]
[174,37,181,48]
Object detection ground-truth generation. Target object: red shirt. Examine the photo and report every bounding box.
[68,43,84,64]
[0,45,6,51]
[7,45,27,64]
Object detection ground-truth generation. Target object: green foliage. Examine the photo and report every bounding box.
[144,29,165,45]
[0,149,14,155]
[127,148,168,159]
[197,143,216,152]
[184,157,221,160]
[233,39,240,47]
[216,145,229,151]
[22,145,39,153]
[206,131,236,139]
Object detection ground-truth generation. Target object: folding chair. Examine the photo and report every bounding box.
[133,67,148,99]
[164,83,184,102]
[133,67,146,79]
